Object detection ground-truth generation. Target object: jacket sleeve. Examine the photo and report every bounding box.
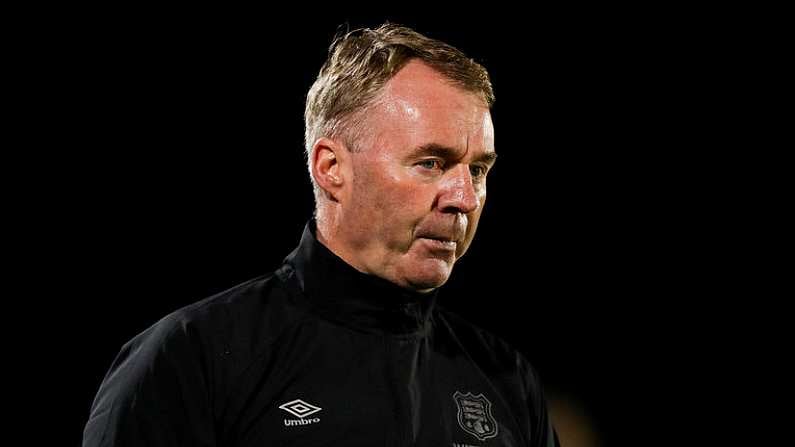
[83,315,216,447]
[518,354,560,447]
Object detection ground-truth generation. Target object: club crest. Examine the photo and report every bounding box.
[453,391,499,441]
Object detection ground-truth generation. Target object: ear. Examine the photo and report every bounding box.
[311,137,348,202]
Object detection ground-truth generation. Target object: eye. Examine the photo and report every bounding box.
[470,165,487,178]
[417,159,443,170]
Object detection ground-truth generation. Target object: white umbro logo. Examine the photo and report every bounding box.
[279,399,322,418]
[279,399,323,426]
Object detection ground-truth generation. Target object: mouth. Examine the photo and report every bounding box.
[417,237,458,251]
[414,218,466,254]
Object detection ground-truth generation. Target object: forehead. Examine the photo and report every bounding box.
[368,61,495,157]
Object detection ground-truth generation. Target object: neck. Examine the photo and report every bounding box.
[314,205,435,294]
[314,203,344,263]
[280,220,438,336]
[315,202,366,272]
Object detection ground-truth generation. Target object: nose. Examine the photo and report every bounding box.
[437,164,481,214]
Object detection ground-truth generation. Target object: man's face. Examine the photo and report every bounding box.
[337,60,496,292]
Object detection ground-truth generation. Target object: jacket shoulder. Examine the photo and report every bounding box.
[143,270,305,364]
[83,271,307,445]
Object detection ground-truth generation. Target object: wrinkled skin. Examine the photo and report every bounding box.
[315,60,496,293]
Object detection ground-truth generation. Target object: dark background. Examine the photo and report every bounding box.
[21,8,744,446]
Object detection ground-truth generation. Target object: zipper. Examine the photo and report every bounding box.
[384,337,413,446]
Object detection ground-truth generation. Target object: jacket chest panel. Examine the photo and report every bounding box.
[232,325,522,446]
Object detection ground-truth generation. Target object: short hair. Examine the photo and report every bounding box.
[304,23,495,197]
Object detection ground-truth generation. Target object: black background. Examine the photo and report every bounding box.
[18,7,748,446]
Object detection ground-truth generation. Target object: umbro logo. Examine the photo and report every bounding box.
[279,399,322,427]
[279,399,322,418]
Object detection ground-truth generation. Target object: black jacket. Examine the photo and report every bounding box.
[83,222,558,446]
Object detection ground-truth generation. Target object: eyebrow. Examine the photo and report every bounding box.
[411,143,498,166]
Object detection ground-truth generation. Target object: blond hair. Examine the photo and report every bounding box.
[304,23,495,197]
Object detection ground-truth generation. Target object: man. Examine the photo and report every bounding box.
[84,24,559,446]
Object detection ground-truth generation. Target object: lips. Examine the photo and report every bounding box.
[415,231,463,250]
[415,217,467,249]
[420,235,456,242]
[418,237,457,251]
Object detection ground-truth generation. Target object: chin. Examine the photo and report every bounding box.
[405,260,453,290]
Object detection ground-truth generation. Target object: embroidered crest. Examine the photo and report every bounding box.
[453,391,499,441]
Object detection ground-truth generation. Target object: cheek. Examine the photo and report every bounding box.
[461,194,486,244]
[470,190,486,225]
[361,183,409,217]
[351,161,433,236]
[352,173,419,231]
[377,185,432,247]
[363,170,426,212]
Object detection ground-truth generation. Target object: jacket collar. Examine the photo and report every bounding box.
[281,220,438,336]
